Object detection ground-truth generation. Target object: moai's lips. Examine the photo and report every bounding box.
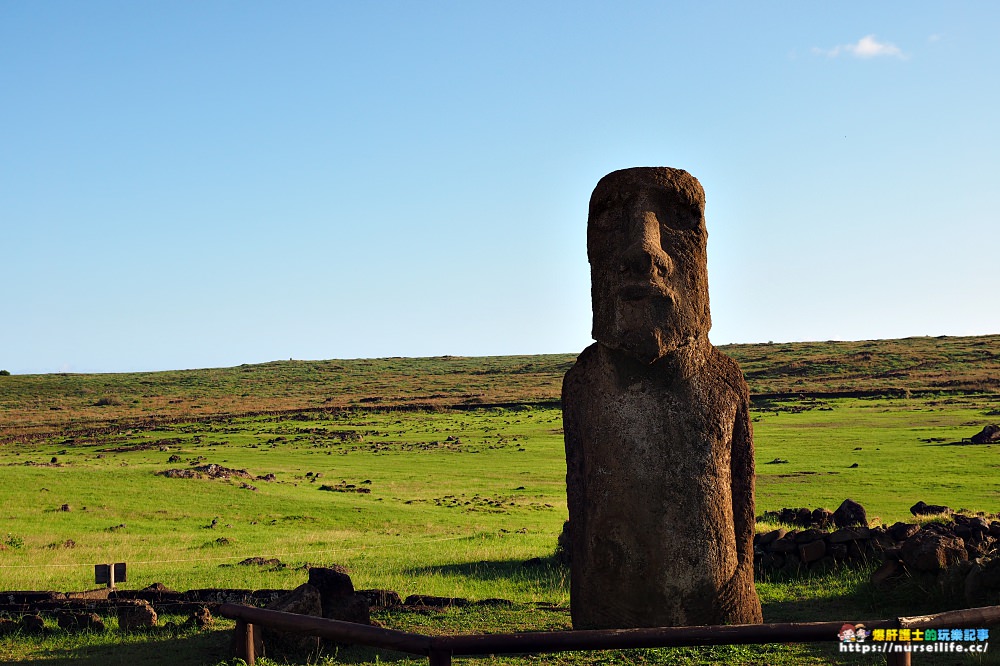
[618,282,673,302]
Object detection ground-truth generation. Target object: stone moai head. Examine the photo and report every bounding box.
[588,167,711,364]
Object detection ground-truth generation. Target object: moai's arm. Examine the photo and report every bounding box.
[731,398,756,569]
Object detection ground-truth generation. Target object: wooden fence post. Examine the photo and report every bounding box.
[428,648,452,666]
[886,649,911,666]
[233,620,258,666]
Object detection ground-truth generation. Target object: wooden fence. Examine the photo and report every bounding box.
[218,602,1000,666]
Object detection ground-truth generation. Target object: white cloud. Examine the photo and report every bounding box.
[928,34,942,43]
[815,34,907,59]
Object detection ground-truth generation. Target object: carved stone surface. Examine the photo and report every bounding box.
[563,167,762,628]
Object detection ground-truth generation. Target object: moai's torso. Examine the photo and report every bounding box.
[563,341,760,628]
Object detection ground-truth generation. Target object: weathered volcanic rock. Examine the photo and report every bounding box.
[900,531,967,573]
[910,501,951,516]
[833,499,868,528]
[117,599,157,631]
[564,167,761,629]
[57,611,105,632]
[307,567,370,625]
[262,583,322,658]
[20,614,45,633]
[357,589,402,607]
[970,425,1000,444]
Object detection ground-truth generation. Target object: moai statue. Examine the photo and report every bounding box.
[563,167,762,629]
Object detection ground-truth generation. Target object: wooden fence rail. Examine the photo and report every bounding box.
[218,602,1000,666]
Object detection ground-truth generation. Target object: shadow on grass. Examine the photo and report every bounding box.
[402,556,567,586]
[4,627,233,666]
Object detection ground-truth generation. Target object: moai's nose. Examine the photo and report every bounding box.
[619,210,673,280]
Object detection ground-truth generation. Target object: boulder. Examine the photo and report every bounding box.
[833,499,868,528]
[404,595,470,608]
[357,589,402,607]
[307,566,370,624]
[307,566,354,598]
[757,528,787,548]
[57,611,105,632]
[20,614,45,633]
[263,583,322,658]
[117,599,157,631]
[888,522,920,541]
[184,607,213,630]
[910,501,951,516]
[970,424,1000,444]
[810,508,834,529]
[900,531,967,573]
[770,535,799,553]
[798,539,827,564]
[793,529,826,544]
[828,527,870,544]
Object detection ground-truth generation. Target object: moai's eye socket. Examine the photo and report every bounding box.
[646,193,700,233]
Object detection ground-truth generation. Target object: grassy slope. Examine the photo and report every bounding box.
[1,334,999,665]
[3,334,999,443]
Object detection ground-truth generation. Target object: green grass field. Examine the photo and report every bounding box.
[1,335,999,664]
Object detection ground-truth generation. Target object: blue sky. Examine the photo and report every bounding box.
[2,2,997,374]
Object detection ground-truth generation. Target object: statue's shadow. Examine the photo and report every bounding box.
[402,556,568,588]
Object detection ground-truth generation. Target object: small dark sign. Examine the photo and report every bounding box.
[94,562,127,586]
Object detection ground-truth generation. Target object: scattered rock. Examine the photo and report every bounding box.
[756,528,787,548]
[238,557,283,567]
[57,611,105,632]
[46,539,76,550]
[143,582,174,593]
[798,539,827,564]
[910,501,951,516]
[307,567,370,625]
[404,595,470,608]
[357,589,402,607]
[318,483,370,494]
[263,583,322,658]
[20,614,46,633]
[827,527,870,544]
[117,600,158,631]
[157,464,253,481]
[888,522,920,541]
[900,531,967,573]
[970,425,1000,444]
[184,607,213,630]
[833,499,868,528]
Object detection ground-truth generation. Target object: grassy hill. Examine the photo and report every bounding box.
[2,334,998,444]
[1,334,999,664]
